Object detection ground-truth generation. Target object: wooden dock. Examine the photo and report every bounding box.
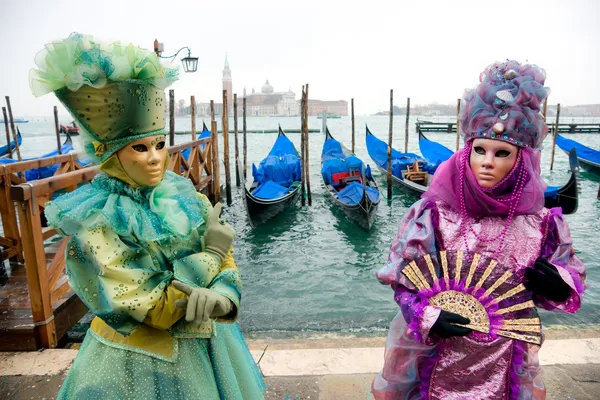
[416,121,600,134]
[0,137,215,351]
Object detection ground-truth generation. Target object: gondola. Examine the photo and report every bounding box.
[0,128,23,157]
[417,129,580,214]
[0,132,77,180]
[321,127,380,231]
[365,125,435,194]
[555,134,600,176]
[241,126,302,226]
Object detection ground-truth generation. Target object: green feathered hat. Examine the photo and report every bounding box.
[29,33,179,164]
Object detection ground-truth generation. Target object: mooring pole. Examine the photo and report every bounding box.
[243,96,247,178]
[222,90,232,205]
[5,96,22,161]
[351,98,355,154]
[190,95,197,140]
[404,97,410,153]
[455,98,461,151]
[169,90,175,147]
[550,103,561,171]
[305,83,312,206]
[300,86,306,207]
[53,106,62,154]
[234,93,240,187]
[2,107,12,158]
[387,89,393,200]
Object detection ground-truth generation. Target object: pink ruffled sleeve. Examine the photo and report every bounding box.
[377,199,442,343]
[537,207,586,313]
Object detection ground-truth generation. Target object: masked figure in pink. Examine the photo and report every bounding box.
[372,60,586,400]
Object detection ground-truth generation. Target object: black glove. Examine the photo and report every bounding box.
[524,259,571,302]
[429,310,472,339]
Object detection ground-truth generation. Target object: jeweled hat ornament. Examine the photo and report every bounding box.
[29,33,179,165]
[459,60,550,149]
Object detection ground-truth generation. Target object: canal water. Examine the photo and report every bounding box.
[9,115,600,338]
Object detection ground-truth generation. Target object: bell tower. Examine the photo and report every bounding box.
[222,53,233,110]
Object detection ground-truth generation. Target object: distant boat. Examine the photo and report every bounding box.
[0,128,23,157]
[240,126,302,226]
[59,122,79,135]
[317,114,341,119]
[321,127,380,231]
[0,118,28,124]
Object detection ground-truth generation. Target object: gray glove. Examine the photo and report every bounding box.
[203,203,235,264]
[173,280,233,324]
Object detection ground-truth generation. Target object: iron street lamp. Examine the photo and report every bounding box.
[154,39,199,73]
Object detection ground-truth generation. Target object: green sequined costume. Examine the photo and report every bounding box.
[46,171,266,399]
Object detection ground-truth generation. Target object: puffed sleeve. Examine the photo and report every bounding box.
[537,208,586,313]
[376,199,442,343]
[66,226,174,335]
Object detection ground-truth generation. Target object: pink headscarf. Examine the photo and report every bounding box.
[422,140,547,218]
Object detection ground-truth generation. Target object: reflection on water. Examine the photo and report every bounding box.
[9,116,600,337]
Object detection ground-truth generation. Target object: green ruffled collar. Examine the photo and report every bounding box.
[45,171,207,241]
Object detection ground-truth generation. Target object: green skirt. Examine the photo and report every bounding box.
[57,323,266,400]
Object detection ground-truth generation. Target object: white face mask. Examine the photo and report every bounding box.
[116,135,168,187]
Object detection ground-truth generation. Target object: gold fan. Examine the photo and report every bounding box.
[402,250,541,345]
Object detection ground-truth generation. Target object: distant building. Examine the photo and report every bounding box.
[188,56,349,117]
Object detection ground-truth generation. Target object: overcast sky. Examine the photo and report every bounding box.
[2,0,599,117]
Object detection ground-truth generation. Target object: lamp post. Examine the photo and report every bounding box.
[154,39,199,73]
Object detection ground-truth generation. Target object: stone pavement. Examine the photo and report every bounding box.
[1,330,600,399]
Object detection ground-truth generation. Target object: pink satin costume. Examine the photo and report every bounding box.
[372,197,585,400]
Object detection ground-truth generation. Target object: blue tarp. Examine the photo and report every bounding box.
[556,135,600,164]
[0,140,80,180]
[182,126,211,160]
[337,181,380,205]
[252,180,291,199]
[545,185,559,199]
[365,130,436,179]
[321,135,373,185]
[419,135,454,170]
[252,134,301,188]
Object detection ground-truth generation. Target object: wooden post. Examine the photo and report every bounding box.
[351,98,355,154]
[210,100,215,123]
[455,98,461,151]
[169,90,175,146]
[243,97,247,178]
[542,97,548,121]
[550,103,561,171]
[53,106,62,155]
[234,93,240,187]
[190,95,197,140]
[387,89,393,200]
[300,86,306,207]
[16,199,57,347]
[305,83,312,206]
[222,90,231,205]
[2,107,12,158]
[404,97,411,153]
[5,96,22,161]
[211,119,221,202]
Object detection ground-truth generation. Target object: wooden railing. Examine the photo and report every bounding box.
[7,137,212,348]
[0,154,86,263]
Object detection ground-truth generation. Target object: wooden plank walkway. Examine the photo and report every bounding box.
[416,121,600,134]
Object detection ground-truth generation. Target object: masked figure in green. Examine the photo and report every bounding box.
[30,33,265,399]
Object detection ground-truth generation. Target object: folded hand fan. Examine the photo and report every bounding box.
[401,250,542,345]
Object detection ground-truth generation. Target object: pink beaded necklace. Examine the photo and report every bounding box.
[458,141,527,258]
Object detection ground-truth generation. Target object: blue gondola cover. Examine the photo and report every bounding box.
[366,131,435,178]
[336,181,380,205]
[556,135,600,165]
[252,180,291,200]
[252,134,301,188]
